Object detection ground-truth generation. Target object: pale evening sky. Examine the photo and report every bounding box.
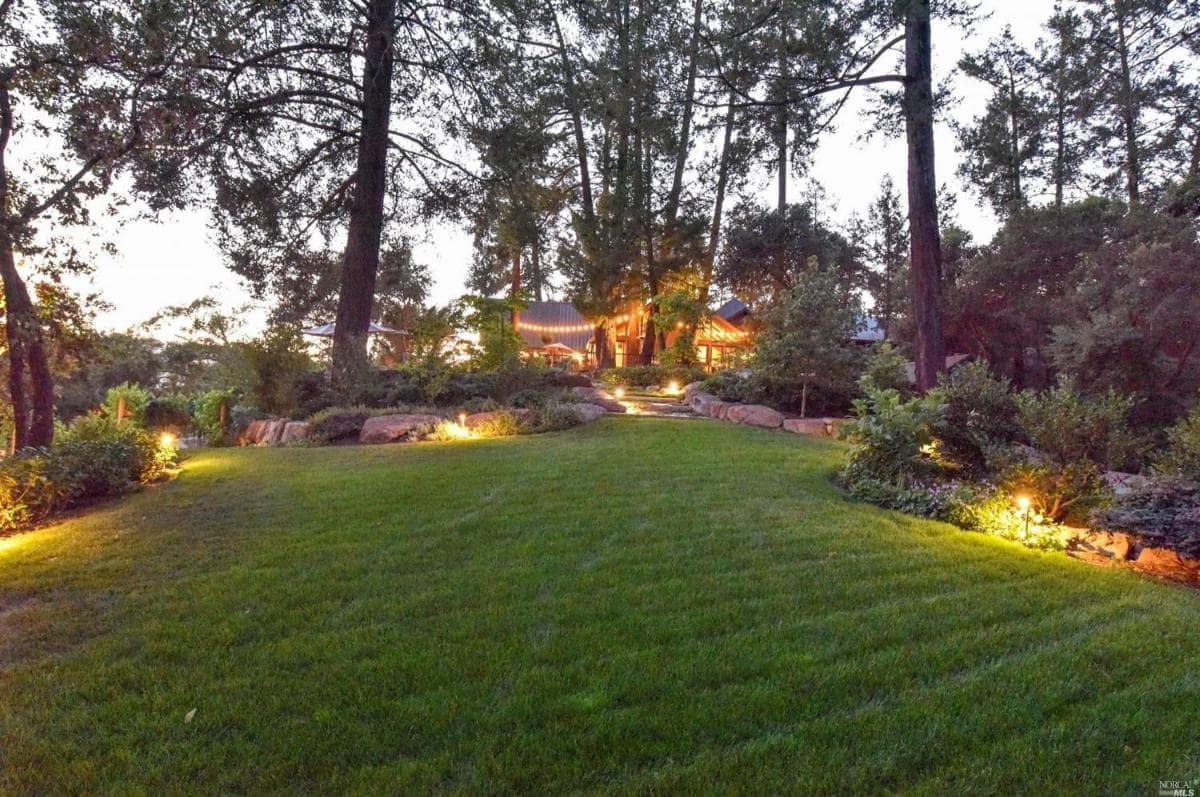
[60,2,1051,335]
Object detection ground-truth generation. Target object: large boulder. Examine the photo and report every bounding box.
[280,421,310,444]
[258,419,289,446]
[783,418,829,436]
[570,386,626,413]
[681,381,706,401]
[688,391,719,412]
[725,404,784,429]
[359,413,442,444]
[1071,529,1135,561]
[240,419,267,446]
[464,409,537,430]
[573,403,606,423]
[1103,471,1151,496]
[1132,547,1200,583]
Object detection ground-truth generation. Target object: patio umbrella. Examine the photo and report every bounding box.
[301,321,409,337]
[541,342,577,356]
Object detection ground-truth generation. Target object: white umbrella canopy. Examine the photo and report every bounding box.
[301,321,409,337]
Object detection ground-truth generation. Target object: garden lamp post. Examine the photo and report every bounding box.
[1016,495,1031,537]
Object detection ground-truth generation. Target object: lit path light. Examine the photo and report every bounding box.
[613,387,626,399]
[159,432,177,449]
[1015,495,1032,538]
[666,381,680,395]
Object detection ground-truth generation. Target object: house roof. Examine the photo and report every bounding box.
[715,297,750,324]
[515,301,593,352]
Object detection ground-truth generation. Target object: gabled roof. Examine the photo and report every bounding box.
[715,297,750,324]
[515,301,593,352]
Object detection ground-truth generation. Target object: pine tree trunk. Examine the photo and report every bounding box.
[904,0,945,392]
[700,85,737,308]
[776,17,788,214]
[331,0,396,388]
[1114,10,1140,205]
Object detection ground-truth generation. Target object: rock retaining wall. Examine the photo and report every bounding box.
[682,385,844,437]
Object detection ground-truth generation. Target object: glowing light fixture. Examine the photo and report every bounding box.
[666,380,680,395]
[458,412,468,429]
[159,432,177,449]
[614,387,626,399]
[1015,494,1032,538]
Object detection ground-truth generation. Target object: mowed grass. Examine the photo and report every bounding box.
[1,418,1199,793]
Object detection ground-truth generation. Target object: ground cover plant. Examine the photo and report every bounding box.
[1,419,1198,792]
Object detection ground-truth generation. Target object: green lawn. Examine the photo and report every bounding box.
[1,418,1198,793]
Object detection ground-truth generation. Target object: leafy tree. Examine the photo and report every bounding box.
[460,295,524,371]
[1046,208,1200,420]
[718,202,862,308]
[193,0,476,387]
[943,197,1128,388]
[0,0,207,446]
[752,268,863,405]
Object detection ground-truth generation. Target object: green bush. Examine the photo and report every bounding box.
[535,402,586,432]
[101,383,152,424]
[840,388,946,488]
[144,395,193,433]
[931,361,1020,473]
[1014,381,1145,471]
[938,483,1067,551]
[0,417,176,531]
[1155,404,1200,480]
[470,410,529,438]
[599,365,705,389]
[194,389,238,446]
[1092,477,1200,557]
[858,341,911,398]
[992,457,1108,524]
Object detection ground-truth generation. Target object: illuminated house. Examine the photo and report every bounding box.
[514,300,752,371]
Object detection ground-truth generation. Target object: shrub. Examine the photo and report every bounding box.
[0,417,176,531]
[194,389,238,446]
[470,410,528,438]
[0,456,58,529]
[1156,404,1200,480]
[599,365,705,389]
[458,397,500,414]
[931,361,1019,473]
[939,483,1067,551]
[535,402,586,432]
[101,383,152,424]
[992,457,1108,524]
[858,341,911,398]
[840,388,946,488]
[1014,380,1145,471]
[1092,477,1200,557]
[144,395,193,433]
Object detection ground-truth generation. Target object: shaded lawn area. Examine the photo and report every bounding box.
[1,418,1199,793]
